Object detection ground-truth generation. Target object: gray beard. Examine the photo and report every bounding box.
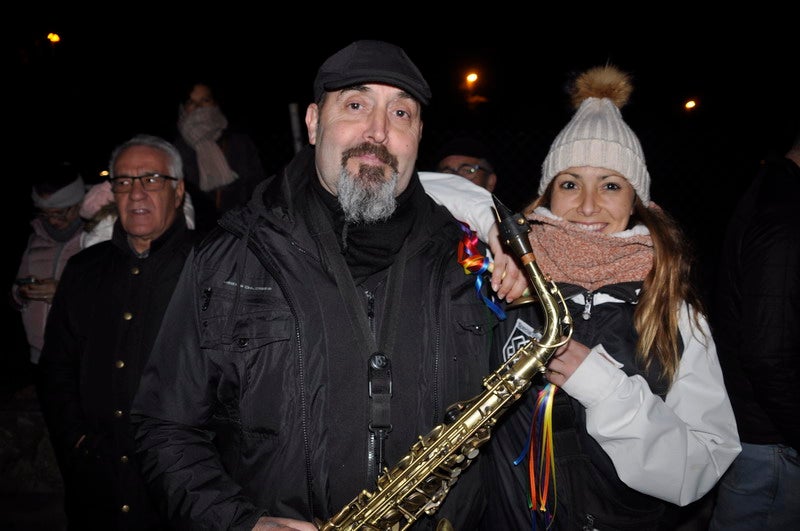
[337,165,398,223]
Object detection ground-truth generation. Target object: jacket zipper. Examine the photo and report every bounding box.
[582,290,595,320]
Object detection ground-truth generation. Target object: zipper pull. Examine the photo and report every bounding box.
[364,290,376,336]
[201,287,212,311]
[582,291,594,320]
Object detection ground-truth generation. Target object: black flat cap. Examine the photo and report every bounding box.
[313,40,432,105]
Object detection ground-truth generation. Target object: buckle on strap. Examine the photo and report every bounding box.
[368,352,392,432]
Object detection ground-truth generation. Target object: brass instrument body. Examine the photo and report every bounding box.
[319,199,572,531]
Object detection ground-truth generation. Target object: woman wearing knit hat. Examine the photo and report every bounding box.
[426,65,741,530]
[480,65,741,530]
[11,161,86,367]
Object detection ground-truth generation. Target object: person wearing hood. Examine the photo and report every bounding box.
[131,40,523,531]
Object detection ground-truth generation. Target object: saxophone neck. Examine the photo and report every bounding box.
[492,195,534,260]
[492,194,573,352]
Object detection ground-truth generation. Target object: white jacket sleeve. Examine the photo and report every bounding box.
[418,171,496,242]
[561,303,741,506]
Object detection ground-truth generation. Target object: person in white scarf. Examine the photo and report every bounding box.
[173,81,266,233]
[177,101,238,192]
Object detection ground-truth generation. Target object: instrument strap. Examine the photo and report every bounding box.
[312,206,408,488]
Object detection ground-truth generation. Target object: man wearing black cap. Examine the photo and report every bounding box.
[132,40,520,531]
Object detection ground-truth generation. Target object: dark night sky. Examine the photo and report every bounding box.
[10,11,798,175]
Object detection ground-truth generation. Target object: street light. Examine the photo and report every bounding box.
[462,70,487,109]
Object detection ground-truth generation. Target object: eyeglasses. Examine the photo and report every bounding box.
[109,173,179,194]
[439,163,491,179]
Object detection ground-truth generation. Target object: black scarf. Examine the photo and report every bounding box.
[310,175,420,282]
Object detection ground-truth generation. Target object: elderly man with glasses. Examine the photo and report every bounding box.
[37,134,198,530]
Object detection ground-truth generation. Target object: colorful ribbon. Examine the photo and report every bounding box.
[514,383,558,530]
[457,221,506,320]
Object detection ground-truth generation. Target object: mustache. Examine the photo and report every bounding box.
[341,143,398,170]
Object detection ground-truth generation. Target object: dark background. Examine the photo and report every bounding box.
[7,12,799,379]
[2,12,798,528]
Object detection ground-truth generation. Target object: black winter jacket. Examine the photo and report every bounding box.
[131,147,498,530]
[37,214,197,530]
[481,282,675,531]
[712,155,800,452]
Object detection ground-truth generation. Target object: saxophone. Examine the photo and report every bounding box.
[318,197,573,531]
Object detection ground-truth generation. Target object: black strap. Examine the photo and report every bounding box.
[310,203,408,487]
[367,352,392,480]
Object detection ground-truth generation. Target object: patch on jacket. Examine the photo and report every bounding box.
[502,318,543,362]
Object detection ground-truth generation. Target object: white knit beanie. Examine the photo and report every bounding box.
[540,65,650,205]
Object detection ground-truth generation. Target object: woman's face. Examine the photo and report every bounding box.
[183,84,216,113]
[549,166,636,234]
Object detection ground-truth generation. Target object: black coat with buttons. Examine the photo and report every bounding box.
[37,213,198,530]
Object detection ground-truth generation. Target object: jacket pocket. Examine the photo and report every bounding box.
[452,303,496,338]
[199,309,292,352]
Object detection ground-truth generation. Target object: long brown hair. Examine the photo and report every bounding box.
[528,191,706,385]
[633,202,706,384]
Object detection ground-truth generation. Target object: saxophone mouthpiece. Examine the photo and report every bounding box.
[491,195,534,259]
[491,194,514,224]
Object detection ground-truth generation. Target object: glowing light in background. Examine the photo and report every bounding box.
[462,70,487,108]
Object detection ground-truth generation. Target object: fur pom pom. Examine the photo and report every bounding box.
[570,65,632,110]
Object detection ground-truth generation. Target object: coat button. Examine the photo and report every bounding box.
[237,338,249,347]
[115,360,125,369]
[120,455,129,464]
[121,505,130,513]
[114,410,123,418]
[123,312,133,321]
[131,266,140,275]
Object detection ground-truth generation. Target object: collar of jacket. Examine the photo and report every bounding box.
[111,213,188,257]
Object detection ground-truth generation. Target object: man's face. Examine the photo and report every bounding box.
[112,145,184,254]
[305,84,423,222]
[437,155,497,192]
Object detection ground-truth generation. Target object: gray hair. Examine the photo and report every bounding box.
[108,134,184,182]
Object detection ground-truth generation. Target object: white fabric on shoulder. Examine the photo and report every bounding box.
[418,171,495,242]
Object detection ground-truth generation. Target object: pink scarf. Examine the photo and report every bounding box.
[178,106,238,192]
[527,208,654,292]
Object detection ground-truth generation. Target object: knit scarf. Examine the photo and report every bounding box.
[177,106,238,192]
[527,207,654,292]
